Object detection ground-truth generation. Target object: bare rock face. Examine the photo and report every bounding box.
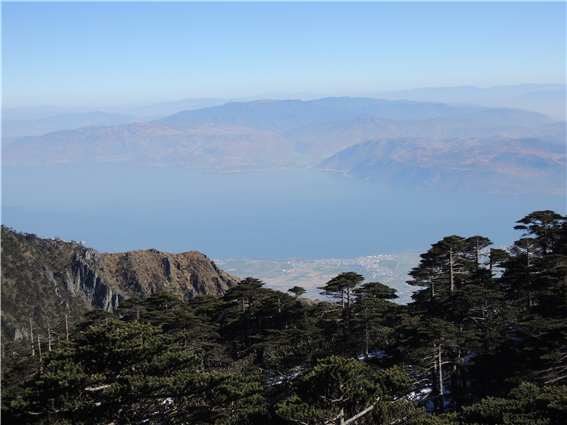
[84,247,106,271]
[13,327,28,342]
[70,252,124,312]
[162,256,174,282]
[43,265,56,284]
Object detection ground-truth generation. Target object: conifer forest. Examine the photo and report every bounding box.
[2,210,567,425]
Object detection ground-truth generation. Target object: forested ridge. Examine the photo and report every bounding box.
[0,226,239,348]
[2,210,567,424]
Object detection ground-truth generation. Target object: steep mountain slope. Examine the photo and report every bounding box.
[318,137,566,195]
[1,226,240,346]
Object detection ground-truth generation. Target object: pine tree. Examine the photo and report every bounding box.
[276,356,415,425]
[5,319,269,425]
[514,210,566,255]
[403,235,496,412]
[350,281,399,357]
[288,286,307,298]
[319,272,364,308]
[224,277,268,311]
[457,382,567,425]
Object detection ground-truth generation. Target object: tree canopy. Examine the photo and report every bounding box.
[3,210,567,424]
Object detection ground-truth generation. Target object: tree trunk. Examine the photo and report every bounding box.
[451,358,459,412]
[449,248,454,297]
[431,273,436,299]
[526,244,533,310]
[47,322,52,352]
[30,318,35,356]
[438,344,441,412]
[364,305,369,357]
[437,344,445,414]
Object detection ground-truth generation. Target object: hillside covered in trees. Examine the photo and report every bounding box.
[2,210,567,424]
[0,226,240,350]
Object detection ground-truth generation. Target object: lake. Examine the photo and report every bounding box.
[2,162,565,260]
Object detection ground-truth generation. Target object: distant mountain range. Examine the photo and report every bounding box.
[3,95,565,195]
[361,83,564,102]
[359,84,566,120]
[2,111,163,138]
[318,136,566,195]
[3,83,565,136]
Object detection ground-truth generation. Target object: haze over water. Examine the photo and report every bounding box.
[3,162,565,260]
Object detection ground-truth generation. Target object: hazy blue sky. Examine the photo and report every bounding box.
[2,1,566,108]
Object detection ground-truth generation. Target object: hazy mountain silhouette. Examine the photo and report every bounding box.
[318,136,565,195]
[2,111,160,138]
[3,97,564,194]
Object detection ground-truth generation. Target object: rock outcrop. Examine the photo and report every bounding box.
[101,249,239,301]
[69,252,124,312]
[162,256,174,281]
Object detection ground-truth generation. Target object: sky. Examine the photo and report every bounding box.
[2,1,566,108]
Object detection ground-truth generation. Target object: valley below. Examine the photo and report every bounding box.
[214,253,420,304]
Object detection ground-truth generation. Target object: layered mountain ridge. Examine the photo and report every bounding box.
[2,97,564,194]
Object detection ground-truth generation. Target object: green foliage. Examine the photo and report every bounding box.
[405,412,458,425]
[457,383,567,425]
[288,286,306,298]
[224,277,268,311]
[4,320,267,425]
[514,210,566,255]
[344,281,399,357]
[4,210,567,424]
[318,272,364,308]
[276,356,414,425]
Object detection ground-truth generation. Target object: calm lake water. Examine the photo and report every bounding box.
[2,162,565,260]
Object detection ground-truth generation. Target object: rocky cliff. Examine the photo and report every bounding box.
[100,248,238,301]
[1,226,240,347]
